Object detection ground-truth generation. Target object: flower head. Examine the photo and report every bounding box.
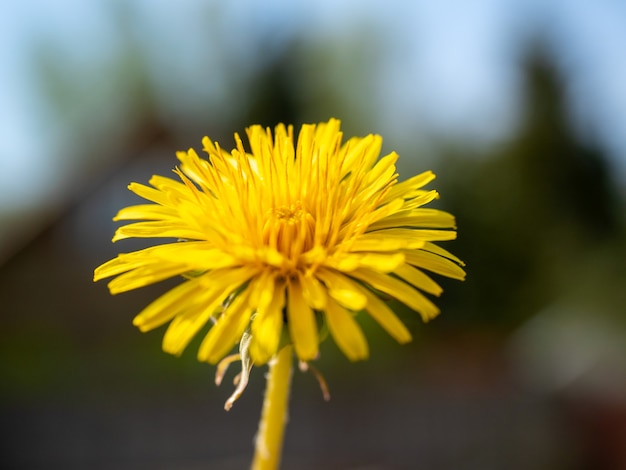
[94,119,464,365]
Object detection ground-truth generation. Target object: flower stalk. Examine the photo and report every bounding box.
[252,345,294,470]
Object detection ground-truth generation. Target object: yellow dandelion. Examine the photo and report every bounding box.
[94,118,465,366]
[95,118,465,469]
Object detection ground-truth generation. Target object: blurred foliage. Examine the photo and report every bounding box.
[435,47,625,331]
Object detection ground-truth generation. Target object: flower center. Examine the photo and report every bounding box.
[264,201,315,259]
[273,203,305,224]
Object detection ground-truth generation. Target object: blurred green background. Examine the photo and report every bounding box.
[1,1,625,469]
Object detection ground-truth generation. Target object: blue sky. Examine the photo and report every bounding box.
[1,0,625,212]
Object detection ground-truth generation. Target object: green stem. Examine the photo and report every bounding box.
[252,345,293,470]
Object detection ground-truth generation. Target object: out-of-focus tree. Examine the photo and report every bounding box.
[435,45,625,330]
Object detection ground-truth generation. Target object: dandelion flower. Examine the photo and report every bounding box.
[94,119,465,366]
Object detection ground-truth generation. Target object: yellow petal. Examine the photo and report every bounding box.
[139,265,256,331]
[177,148,213,189]
[365,197,405,226]
[358,285,412,343]
[422,242,466,266]
[324,298,369,361]
[364,152,398,188]
[327,252,404,273]
[155,245,238,270]
[149,174,191,199]
[317,268,413,343]
[329,288,367,311]
[93,256,134,282]
[349,237,414,252]
[382,171,436,202]
[364,228,457,242]
[404,250,466,281]
[401,189,440,210]
[341,134,382,172]
[135,242,235,267]
[107,263,190,294]
[127,182,173,206]
[160,279,238,355]
[250,282,286,364]
[113,204,177,221]
[132,277,205,331]
[112,221,206,242]
[325,255,361,272]
[350,268,440,321]
[95,242,235,283]
[357,253,405,272]
[316,268,367,311]
[248,271,275,312]
[299,273,328,310]
[162,302,216,356]
[287,280,319,361]
[368,209,457,231]
[197,290,253,364]
[394,263,443,296]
